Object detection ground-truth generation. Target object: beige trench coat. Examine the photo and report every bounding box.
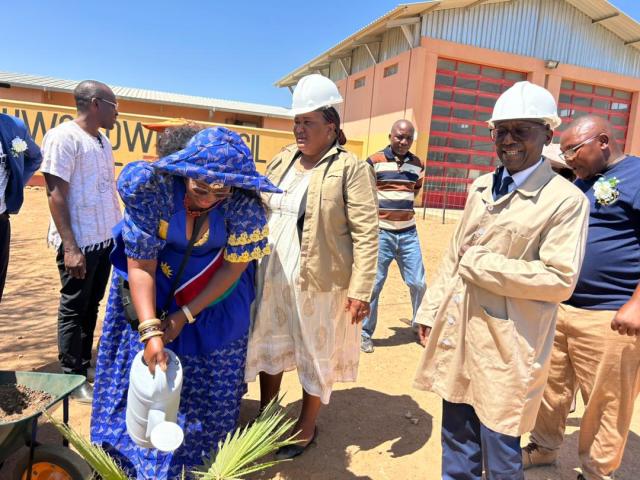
[414,160,589,436]
[263,143,379,302]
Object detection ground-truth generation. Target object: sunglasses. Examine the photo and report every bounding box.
[558,134,602,162]
[93,97,119,110]
[190,179,233,196]
[490,124,547,142]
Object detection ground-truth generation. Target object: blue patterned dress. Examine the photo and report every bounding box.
[90,161,269,479]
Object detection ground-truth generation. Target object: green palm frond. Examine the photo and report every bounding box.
[46,395,296,480]
[45,412,130,480]
[192,396,298,480]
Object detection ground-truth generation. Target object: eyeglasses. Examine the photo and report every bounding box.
[558,134,602,161]
[93,97,118,110]
[490,124,546,142]
[190,179,233,196]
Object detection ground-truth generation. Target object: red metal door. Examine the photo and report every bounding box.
[423,59,527,209]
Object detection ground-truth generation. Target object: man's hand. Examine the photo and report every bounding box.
[611,299,640,336]
[144,336,168,374]
[64,246,86,279]
[418,324,432,347]
[162,310,188,344]
[345,298,370,324]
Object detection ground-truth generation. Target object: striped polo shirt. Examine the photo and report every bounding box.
[367,146,424,232]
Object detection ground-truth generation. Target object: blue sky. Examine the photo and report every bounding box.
[2,0,639,108]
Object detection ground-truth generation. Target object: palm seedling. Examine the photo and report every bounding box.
[46,396,298,479]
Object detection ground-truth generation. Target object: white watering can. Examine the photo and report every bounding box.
[125,348,184,452]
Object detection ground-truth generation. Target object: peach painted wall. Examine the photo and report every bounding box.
[263,116,293,131]
[0,86,45,103]
[367,51,414,155]
[339,48,434,158]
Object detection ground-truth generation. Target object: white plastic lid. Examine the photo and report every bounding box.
[150,421,184,452]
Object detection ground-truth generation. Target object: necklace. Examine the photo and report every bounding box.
[184,197,216,217]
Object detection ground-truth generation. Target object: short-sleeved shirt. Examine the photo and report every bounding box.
[41,121,121,251]
[567,155,640,310]
[367,146,423,231]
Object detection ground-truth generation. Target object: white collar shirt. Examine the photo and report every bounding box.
[499,158,544,195]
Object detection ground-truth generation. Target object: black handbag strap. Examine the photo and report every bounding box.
[159,214,206,316]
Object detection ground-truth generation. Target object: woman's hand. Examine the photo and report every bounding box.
[162,310,188,344]
[345,298,370,324]
[144,336,168,374]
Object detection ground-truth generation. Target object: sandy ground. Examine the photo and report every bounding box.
[1,188,639,479]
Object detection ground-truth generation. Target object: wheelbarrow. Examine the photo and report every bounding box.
[0,370,92,480]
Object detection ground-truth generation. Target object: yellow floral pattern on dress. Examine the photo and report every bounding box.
[194,228,209,247]
[158,220,169,240]
[160,261,173,278]
[227,226,269,246]
[224,244,271,263]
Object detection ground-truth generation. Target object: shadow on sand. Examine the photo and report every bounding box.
[241,386,432,479]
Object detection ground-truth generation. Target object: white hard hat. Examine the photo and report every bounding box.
[290,74,343,115]
[542,143,569,169]
[488,81,561,129]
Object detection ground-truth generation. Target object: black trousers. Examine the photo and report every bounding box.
[56,244,112,375]
[0,213,9,303]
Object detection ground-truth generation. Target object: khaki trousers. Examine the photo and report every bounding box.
[530,304,640,480]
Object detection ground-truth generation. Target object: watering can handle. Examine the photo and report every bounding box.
[153,363,169,397]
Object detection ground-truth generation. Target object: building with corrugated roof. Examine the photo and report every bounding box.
[0,71,293,130]
[277,0,640,207]
[0,71,305,184]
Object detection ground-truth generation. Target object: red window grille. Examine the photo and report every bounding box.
[556,80,631,149]
[423,58,527,209]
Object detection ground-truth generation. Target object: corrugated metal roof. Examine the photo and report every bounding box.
[422,0,640,78]
[0,71,292,119]
[276,0,640,87]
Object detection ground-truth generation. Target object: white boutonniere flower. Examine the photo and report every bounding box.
[593,176,620,206]
[10,137,28,157]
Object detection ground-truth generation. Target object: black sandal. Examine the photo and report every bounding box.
[275,426,317,460]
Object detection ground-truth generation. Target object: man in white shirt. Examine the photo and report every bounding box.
[41,80,122,403]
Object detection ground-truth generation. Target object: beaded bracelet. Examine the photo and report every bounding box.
[138,318,161,333]
[140,329,163,343]
[139,324,161,336]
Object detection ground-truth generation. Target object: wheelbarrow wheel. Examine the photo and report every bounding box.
[13,445,93,480]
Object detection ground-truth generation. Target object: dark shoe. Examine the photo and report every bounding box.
[360,336,374,353]
[70,381,94,404]
[247,405,266,426]
[275,427,317,460]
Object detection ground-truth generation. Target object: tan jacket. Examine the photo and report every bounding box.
[264,143,379,302]
[414,160,589,436]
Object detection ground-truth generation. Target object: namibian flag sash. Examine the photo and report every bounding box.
[174,250,238,307]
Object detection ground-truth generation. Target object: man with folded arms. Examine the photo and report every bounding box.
[413,82,589,479]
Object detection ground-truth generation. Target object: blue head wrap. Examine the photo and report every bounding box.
[153,126,281,193]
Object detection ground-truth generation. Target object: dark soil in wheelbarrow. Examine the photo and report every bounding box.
[0,385,52,423]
